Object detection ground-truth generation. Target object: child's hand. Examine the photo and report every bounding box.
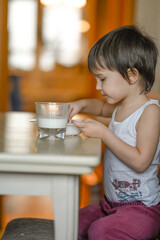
[69,100,84,120]
[72,118,106,139]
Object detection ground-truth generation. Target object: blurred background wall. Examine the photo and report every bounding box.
[0,0,160,113]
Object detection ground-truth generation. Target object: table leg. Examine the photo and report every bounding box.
[51,175,79,240]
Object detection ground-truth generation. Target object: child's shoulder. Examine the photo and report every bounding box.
[136,100,160,139]
[142,99,159,117]
[140,100,160,131]
[144,105,160,125]
[144,99,160,113]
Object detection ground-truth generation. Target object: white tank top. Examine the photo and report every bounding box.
[103,99,160,206]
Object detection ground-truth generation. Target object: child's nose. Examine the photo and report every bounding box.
[96,81,102,90]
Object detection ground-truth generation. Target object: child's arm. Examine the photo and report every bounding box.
[74,104,160,173]
[69,99,116,120]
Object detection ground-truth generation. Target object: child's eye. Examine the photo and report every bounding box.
[100,78,105,82]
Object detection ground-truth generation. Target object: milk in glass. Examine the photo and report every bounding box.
[38,117,67,136]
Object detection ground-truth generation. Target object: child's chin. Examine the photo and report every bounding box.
[106,98,115,104]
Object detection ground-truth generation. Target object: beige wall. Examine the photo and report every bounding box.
[134,0,160,93]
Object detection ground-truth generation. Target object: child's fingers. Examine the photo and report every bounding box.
[84,118,95,123]
[72,120,85,129]
[68,108,74,120]
[69,108,77,120]
[73,118,96,127]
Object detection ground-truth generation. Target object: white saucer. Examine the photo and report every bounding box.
[66,122,82,136]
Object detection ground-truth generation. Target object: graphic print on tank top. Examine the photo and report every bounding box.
[112,178,142,202]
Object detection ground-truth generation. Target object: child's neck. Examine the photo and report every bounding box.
[115,93,149,122]
[121,92,148,107]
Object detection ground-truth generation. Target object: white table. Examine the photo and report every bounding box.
[0,112,101,240]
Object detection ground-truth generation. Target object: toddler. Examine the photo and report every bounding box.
[69,25,160,240]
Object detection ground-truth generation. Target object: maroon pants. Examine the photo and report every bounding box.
[78,196,160,240]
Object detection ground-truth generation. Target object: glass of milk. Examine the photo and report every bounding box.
[35,102,70,140]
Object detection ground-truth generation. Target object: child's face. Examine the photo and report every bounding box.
[94,68,130,104]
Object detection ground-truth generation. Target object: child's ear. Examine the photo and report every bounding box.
[127,68,139,84]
